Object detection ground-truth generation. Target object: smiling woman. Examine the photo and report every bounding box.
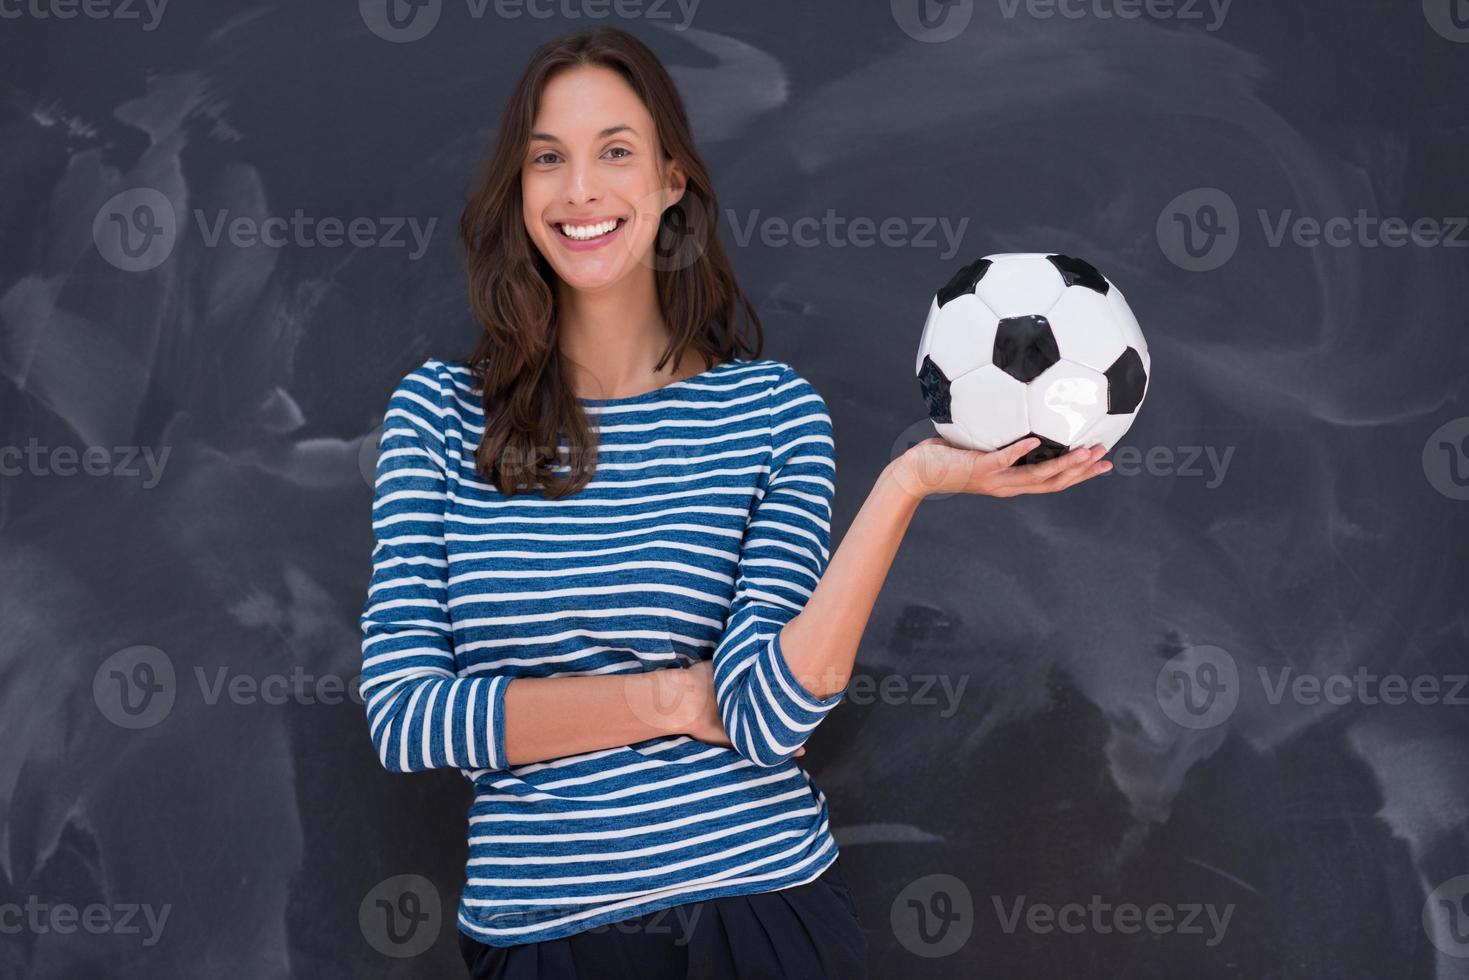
[362,26,870,980]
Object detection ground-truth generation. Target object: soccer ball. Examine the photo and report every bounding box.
[915,252,1150,466]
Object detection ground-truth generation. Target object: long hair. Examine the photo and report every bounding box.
[459,26,762,499]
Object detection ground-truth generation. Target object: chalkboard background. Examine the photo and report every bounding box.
[2,1,1467,977]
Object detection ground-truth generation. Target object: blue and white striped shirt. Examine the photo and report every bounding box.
[359,356,848,947]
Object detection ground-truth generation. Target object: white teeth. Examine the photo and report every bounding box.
[558,219,619,241]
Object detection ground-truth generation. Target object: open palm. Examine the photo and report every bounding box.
[895,436,1112,500]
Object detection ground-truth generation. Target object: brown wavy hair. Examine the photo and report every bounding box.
[458,26,762,499]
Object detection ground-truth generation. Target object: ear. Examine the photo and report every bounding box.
[664,157,688,209]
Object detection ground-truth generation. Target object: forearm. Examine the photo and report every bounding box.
[779,459,922,700]
[500,669,693,766]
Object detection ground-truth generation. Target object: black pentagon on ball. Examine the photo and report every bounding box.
[1105,347,1147,414]
[917,355,952,423]
[992,315,1061,383]
[1004,433,1069,467]
[936,258,993,307]
[1047,254,1109,295]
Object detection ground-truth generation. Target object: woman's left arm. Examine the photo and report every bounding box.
[778,435,1113,700]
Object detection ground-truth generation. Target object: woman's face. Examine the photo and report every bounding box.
[522,64,685,293]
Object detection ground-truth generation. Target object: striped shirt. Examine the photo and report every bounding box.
[359,355,847,947]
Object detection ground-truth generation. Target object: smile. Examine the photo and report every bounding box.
[556,218,626,241]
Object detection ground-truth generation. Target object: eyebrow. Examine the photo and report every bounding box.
[529,124,637,143]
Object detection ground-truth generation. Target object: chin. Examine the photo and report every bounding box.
[553,265,628,292]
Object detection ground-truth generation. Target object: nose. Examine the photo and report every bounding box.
[562,156,602,208]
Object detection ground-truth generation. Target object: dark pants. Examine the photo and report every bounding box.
[458,858,868,979]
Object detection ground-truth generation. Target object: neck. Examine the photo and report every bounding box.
[556,270,690,400]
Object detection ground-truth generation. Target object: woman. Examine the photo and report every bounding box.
[359,26,1111,979]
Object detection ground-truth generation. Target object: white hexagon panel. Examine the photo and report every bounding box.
[1045,283,1128,374]
[1026,360,1108,447]
[939,365,1030,451]
[972,254,1066,319]
[925,293,1000,381]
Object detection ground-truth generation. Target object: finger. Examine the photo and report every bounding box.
[1008,446,1108,493]
[1026,456,1112,494]
[1040,444,1105,479]
[1048,461,1109,492]
[987,437,1041,471]
[1044,446,1107,480]
[994,444,1098,488]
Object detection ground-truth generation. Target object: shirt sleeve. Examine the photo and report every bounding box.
[358,358,512,774]
[711,364,844,767]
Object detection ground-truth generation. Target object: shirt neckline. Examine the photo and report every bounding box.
[576,359,737,407]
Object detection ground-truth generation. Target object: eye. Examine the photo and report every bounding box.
[605,146,631,160]
[531,150,560,165]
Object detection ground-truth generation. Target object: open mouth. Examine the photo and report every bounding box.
[555,217,626,242]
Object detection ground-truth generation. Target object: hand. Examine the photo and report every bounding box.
[665,660,806,758]
[893,436,1112,501]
